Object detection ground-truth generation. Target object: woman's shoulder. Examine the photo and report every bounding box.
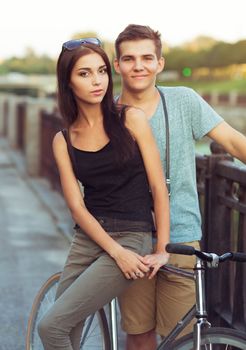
[52,130,67,153]
[124,107,150,140]
[125,106,148,127]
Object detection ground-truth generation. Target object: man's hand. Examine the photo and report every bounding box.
[142,252,169,279]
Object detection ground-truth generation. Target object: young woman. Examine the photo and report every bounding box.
[38,37,170,350]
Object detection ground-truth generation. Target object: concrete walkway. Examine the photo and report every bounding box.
[0,137,126,349]
[0,138,70,349]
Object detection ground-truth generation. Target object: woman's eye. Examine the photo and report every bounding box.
[79,71,89,77]
[99,68,107,74]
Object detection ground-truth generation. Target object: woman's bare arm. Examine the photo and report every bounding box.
[125,108,170,278]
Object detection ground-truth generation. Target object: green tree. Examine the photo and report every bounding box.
[0,49,56,75]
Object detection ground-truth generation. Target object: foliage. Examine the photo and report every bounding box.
[157,79,246,93]
[71,31,98,39]
[165,40,246,73]
[1,34,246,75]
[0,49,56,75]
[71,31,115,63]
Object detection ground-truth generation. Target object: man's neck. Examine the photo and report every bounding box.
[119,86,160,119]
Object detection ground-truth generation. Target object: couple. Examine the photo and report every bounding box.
[38,24,246,350]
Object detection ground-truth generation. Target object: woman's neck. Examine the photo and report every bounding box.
[74,103,103,128]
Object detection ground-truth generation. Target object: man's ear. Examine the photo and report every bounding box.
[113,58,120,74]
[157,57,165,74]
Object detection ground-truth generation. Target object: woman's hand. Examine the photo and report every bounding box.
[142,252,169,279]
[113,247,150,280]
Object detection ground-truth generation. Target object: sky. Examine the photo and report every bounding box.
[1,0,246,59]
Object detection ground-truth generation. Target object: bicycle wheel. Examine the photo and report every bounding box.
[26,272,111,350]
[161,327,246,349]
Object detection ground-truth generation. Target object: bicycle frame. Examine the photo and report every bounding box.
[157,257,211,350]
[108,257,212,350]
[109,298,119,350]
[192,258,211,349]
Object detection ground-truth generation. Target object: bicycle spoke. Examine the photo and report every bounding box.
[80,314,96,347]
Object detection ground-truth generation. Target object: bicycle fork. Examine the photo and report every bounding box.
[193,258,211,350]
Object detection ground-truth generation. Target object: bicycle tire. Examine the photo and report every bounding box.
[26,272,111,350]
[160,327,246,349]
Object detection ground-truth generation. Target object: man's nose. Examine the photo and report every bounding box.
[133,59,144,70]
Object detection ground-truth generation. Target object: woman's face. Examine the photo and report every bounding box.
[69,52,109,105]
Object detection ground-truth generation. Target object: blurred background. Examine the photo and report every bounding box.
[0,0,246,348]
[1,0,246,151]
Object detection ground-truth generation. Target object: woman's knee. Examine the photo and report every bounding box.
[38,313,56,340]
[38,315,48,339]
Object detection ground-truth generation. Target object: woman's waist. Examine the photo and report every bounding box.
[75,214,153,233]
[98,215,152,232]
[84,193,152,213]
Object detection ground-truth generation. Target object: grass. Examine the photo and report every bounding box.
[157,78,246,93]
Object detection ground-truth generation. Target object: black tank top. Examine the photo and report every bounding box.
[63,131,153,224]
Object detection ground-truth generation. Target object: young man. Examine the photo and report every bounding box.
[113,24,246,350]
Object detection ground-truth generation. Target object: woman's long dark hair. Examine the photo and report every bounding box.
[56,43,135,164]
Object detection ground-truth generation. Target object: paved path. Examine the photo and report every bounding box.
[0,138,70,349]
[0,137,126,349]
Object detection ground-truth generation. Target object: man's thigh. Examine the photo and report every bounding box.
[156,241,200,337]
[118,276,156,334]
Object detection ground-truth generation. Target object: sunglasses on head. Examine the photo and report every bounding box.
[62,37,102,51]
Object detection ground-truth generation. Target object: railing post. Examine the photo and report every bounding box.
[210,92,219,106]
[25,98,54,176]
[203,142,234,326]
[39,110,63,188]
[16,101,26,151]
[203,142,233,252]
[232,183,246,331]
[0,94,7,135]
[6,94,21,148]
[229,91,238,107]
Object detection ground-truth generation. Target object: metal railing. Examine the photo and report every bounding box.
[40,110,63,192]
[196,145,246,331]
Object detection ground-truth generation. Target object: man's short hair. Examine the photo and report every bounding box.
[115,24,162,59]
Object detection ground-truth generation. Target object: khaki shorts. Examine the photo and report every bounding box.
[118,241,200,337]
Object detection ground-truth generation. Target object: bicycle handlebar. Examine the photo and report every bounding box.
[229,252,246,262]
[166,243,196,256]
[166,243,246,263]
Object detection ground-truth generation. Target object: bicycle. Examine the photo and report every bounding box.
[156,243,246,349]
[26,243,246,349]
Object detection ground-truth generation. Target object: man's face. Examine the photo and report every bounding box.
[114,39,164,92]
